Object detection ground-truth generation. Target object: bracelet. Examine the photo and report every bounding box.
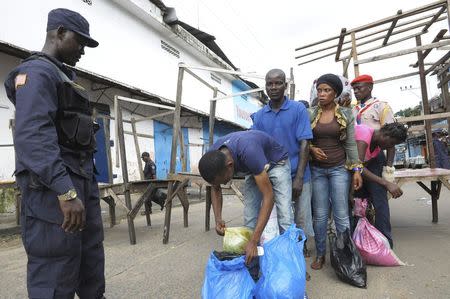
[352,167,364,174]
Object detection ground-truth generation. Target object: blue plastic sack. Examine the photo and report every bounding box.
[202,252,255,299]
[255,224,306,299]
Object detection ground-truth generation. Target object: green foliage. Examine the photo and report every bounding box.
[394,105,422,118]
[0,188,15,213]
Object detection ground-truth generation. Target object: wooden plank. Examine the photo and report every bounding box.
[117,95,175,110]
[294,10,440,53]
[230,183,244,203]
[131,118,144,180]
[128,184,155,220]
[179,128,187,172]
[124,131,154,139]
[184,67,215,91]
[164,66,184,244]
[133,111,175,123]
[295,14,446,63]
[114,96,120,168]
[416,35,436,168]
[426,51,450,75]
[116,101,136,244]
[335,28,347,61]
[423,6,447,32]
[374,71,419,84]
[437,73,450,88]
[351,32,359,77]
[412,29,448,67]
[108,188,130,212]
[355,40,450,65]
[347,1,446,34]
[397,111,450,123]
[382,11,402,46]
[209,88,218,146]
[358,32,423,58]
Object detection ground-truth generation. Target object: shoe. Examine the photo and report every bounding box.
[310,256,325,270]
[306,271,311,281]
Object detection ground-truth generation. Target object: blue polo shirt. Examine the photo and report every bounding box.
[210,131,288,175]
[251,97,313,182]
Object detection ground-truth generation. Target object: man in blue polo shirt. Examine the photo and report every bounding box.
[251,69,314,255]
[198,130,293,264]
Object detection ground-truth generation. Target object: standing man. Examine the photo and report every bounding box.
[198,130,293,264]
[141,151,157,180]
[4,8,105,298]
[351,74,396,248]
[251,69,314,256]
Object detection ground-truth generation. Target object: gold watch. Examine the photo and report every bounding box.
[58,189,77,201]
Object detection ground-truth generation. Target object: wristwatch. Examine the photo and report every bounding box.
[58,189,77,201]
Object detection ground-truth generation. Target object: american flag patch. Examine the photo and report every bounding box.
[15,74,27,89]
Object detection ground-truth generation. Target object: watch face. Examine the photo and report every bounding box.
[68,189,77,199]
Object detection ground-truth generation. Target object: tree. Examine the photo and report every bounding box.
[394,104,421,118]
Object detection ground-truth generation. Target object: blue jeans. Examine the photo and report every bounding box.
[293,181,314,237]
[244,160,294,233]
[311,165,350,256]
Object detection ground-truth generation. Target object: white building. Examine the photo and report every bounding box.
[0,0,265,182]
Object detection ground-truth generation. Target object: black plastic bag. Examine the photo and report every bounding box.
[329,229,367,288]
[213,251,260,282]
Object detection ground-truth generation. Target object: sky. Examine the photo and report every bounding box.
[163,0,449,113]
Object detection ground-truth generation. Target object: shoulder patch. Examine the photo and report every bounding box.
[15,74,27,89]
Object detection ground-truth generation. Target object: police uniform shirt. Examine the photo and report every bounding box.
[4,52,86,195]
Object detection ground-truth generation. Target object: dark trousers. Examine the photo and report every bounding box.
[355,152,393,248]
[17,172,105,299]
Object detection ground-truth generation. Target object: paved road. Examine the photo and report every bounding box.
[0,182,449,298]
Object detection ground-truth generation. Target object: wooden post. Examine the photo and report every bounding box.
[351,32,360,77]
[103,116,114,184]
[179,128,187,172]
[114,96,120,168]
[163,66,184,244]
[205,88,218,231]
[416,35,436,168]
[289,67,295,100]
[131,118,144,180]
[446,0,450,134]
[440,72,450,134]
[116,101,136,244]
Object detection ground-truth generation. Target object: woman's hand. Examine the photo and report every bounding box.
[352,171,363,191]
[311,147,327,161]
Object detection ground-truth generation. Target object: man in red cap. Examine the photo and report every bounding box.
[351,74,397,248]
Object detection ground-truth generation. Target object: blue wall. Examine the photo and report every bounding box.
[154,120,190,179]
[202,118,240,152]
[232,79,260,128]
[94,117,110,183]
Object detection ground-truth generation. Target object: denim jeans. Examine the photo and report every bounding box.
[293,181,314,237]
[311,165,350,256]
[244,160,294,233]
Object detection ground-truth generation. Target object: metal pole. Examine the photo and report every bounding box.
[163,66,184,244]
[416,35,436,168]
[117,101,136,244]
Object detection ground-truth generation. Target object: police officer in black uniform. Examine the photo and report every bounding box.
[4,8,105,299]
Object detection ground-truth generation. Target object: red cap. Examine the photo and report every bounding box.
[351,74,373,85]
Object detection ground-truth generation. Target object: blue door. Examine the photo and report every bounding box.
[154,120,190,179]
[94,117,110,183]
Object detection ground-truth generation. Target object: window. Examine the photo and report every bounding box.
[161,40,180,58]
[210,73,221,84]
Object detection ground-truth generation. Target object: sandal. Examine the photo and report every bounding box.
[311,256,325,270]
